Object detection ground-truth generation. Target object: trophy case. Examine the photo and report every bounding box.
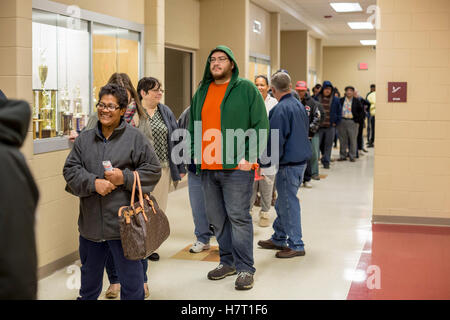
[32,9,90,140]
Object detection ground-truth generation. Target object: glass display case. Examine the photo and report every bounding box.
[32,9,90,139]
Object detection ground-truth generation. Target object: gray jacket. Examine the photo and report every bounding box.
[63,119,162,242]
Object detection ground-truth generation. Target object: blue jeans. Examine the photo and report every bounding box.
[201,169,255,274]
[188,171,213,244]
[78,236,144,300]
[271,164,306,251]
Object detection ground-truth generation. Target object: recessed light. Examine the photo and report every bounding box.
[330,2,363,13]
[360,40,377,45]
[348,22,374,29]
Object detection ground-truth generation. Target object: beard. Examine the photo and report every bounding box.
[211,66,233,81]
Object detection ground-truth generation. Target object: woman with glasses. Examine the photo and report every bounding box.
[134,77,186,262]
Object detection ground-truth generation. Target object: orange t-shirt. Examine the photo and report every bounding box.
[201,82,228,170]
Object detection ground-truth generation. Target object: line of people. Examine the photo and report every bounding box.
[61,45,376,299]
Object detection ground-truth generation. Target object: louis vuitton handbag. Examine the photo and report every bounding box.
[118,171,170,261]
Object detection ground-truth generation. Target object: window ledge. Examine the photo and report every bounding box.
[33,136,72,155]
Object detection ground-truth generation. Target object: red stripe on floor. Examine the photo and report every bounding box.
[347,224,450,300]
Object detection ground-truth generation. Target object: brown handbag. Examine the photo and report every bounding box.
[118,171,170,261]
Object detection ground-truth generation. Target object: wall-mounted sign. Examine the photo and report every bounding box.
[358,63,368,70]
[388,82,407,103]
[253,20,262,34]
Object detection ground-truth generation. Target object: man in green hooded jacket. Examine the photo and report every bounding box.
[188,46,269,290]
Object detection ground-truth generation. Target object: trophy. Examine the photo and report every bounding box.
[37,49,56,138]
[59,87,73,136]
[73,85,86,133]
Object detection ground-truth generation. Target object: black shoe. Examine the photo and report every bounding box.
[148,252,160,261]
[324,164,330,169]
[207,264,237,280]
[312,175,320,181]
[337,158,347,161]
[350,158,356,162]
[235,272,254,290]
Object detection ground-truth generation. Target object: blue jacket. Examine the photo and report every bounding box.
[262,93,312,167]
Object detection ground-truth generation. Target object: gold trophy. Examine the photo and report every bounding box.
[38,49,56,138]
[59,87,73,136]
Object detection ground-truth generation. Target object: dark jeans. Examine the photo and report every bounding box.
[105,252,148,284]
[271,164,306,251]
[357,121,364,150]
[201,169,256,274]
[318,127,335,166]
[78,236,144,300]
[188,171,213,244]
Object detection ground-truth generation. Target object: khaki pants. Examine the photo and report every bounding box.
[152,167,171,212]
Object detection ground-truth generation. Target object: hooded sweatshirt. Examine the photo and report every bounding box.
[189,45,269,171]
[0,99,39,299]
[314,80,341,127]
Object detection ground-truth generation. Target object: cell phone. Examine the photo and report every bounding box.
[103,161,113,172]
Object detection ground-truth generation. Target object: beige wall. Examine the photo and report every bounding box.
[165,0,200,50]
[307,35,323,88]
[270,12,280,74]
[197,0,249,82]
[280,30,308,84]
[373,0,450,224]
[53,0,145,24]
[323,46,376,97]
[249,1,270,57]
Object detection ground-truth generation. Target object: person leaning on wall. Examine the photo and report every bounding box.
[0,93,40,300]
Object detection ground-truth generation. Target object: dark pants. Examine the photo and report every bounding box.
[369,116,375,144]
[318,127,335,166]
[304,158,312,182]
[357,121,364,150]
[105,252,148,284]
[201,169,256,274]
[78,236,144,300]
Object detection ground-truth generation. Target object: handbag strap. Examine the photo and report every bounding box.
[134,171,145,209]
[130,171,137,208]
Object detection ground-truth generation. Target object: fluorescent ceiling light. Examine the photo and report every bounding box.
[330,2,363,13]
[360,40,377,45]
[348,22,374,29]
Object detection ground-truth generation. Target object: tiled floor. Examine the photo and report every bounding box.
[37,148,449,300]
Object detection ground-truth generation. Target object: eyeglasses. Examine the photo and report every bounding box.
[150,88,165,94]
[209,56,229,63]
[97,102,121,111]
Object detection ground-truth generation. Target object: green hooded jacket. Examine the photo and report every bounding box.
[188,45,269,171]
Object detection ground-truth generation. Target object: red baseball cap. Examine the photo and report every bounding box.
[295,81,307,90]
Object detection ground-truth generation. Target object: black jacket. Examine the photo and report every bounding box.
[63,120,161,242]
[177,107,197,174]
[0,99,39,300]
[301,92,325,138]
[338,97,365,124]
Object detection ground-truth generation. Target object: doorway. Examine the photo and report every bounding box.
[164,47,193,119]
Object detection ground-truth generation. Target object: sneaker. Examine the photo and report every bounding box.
[207,264,237,280]
[235,272,254,290]
[189,241,210,253]
[312,175,320,181]
[258,211,271,227]
[303,181,312,188]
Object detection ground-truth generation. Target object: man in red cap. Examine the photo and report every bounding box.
[295,81,324,186]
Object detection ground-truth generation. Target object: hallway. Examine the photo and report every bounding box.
[38,148,375,300]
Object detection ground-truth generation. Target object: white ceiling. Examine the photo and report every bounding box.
[252,0,377,46]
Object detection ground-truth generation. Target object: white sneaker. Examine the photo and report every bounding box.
[189,241,210,253]
[259,211,271,227]
[303,181,313,188]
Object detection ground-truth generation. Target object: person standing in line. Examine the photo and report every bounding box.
[63,84,161,300]
[354,89,370,157]
[295,81,324,186]
[313,81,340,169]
[258,72,312,259]
[250,75,278,227]
[0,98,39,300]
[367,85,376,148]
[337,86,364,162]
[312,84,322,99]
[178,106,213,253]
[189,46,269,290]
